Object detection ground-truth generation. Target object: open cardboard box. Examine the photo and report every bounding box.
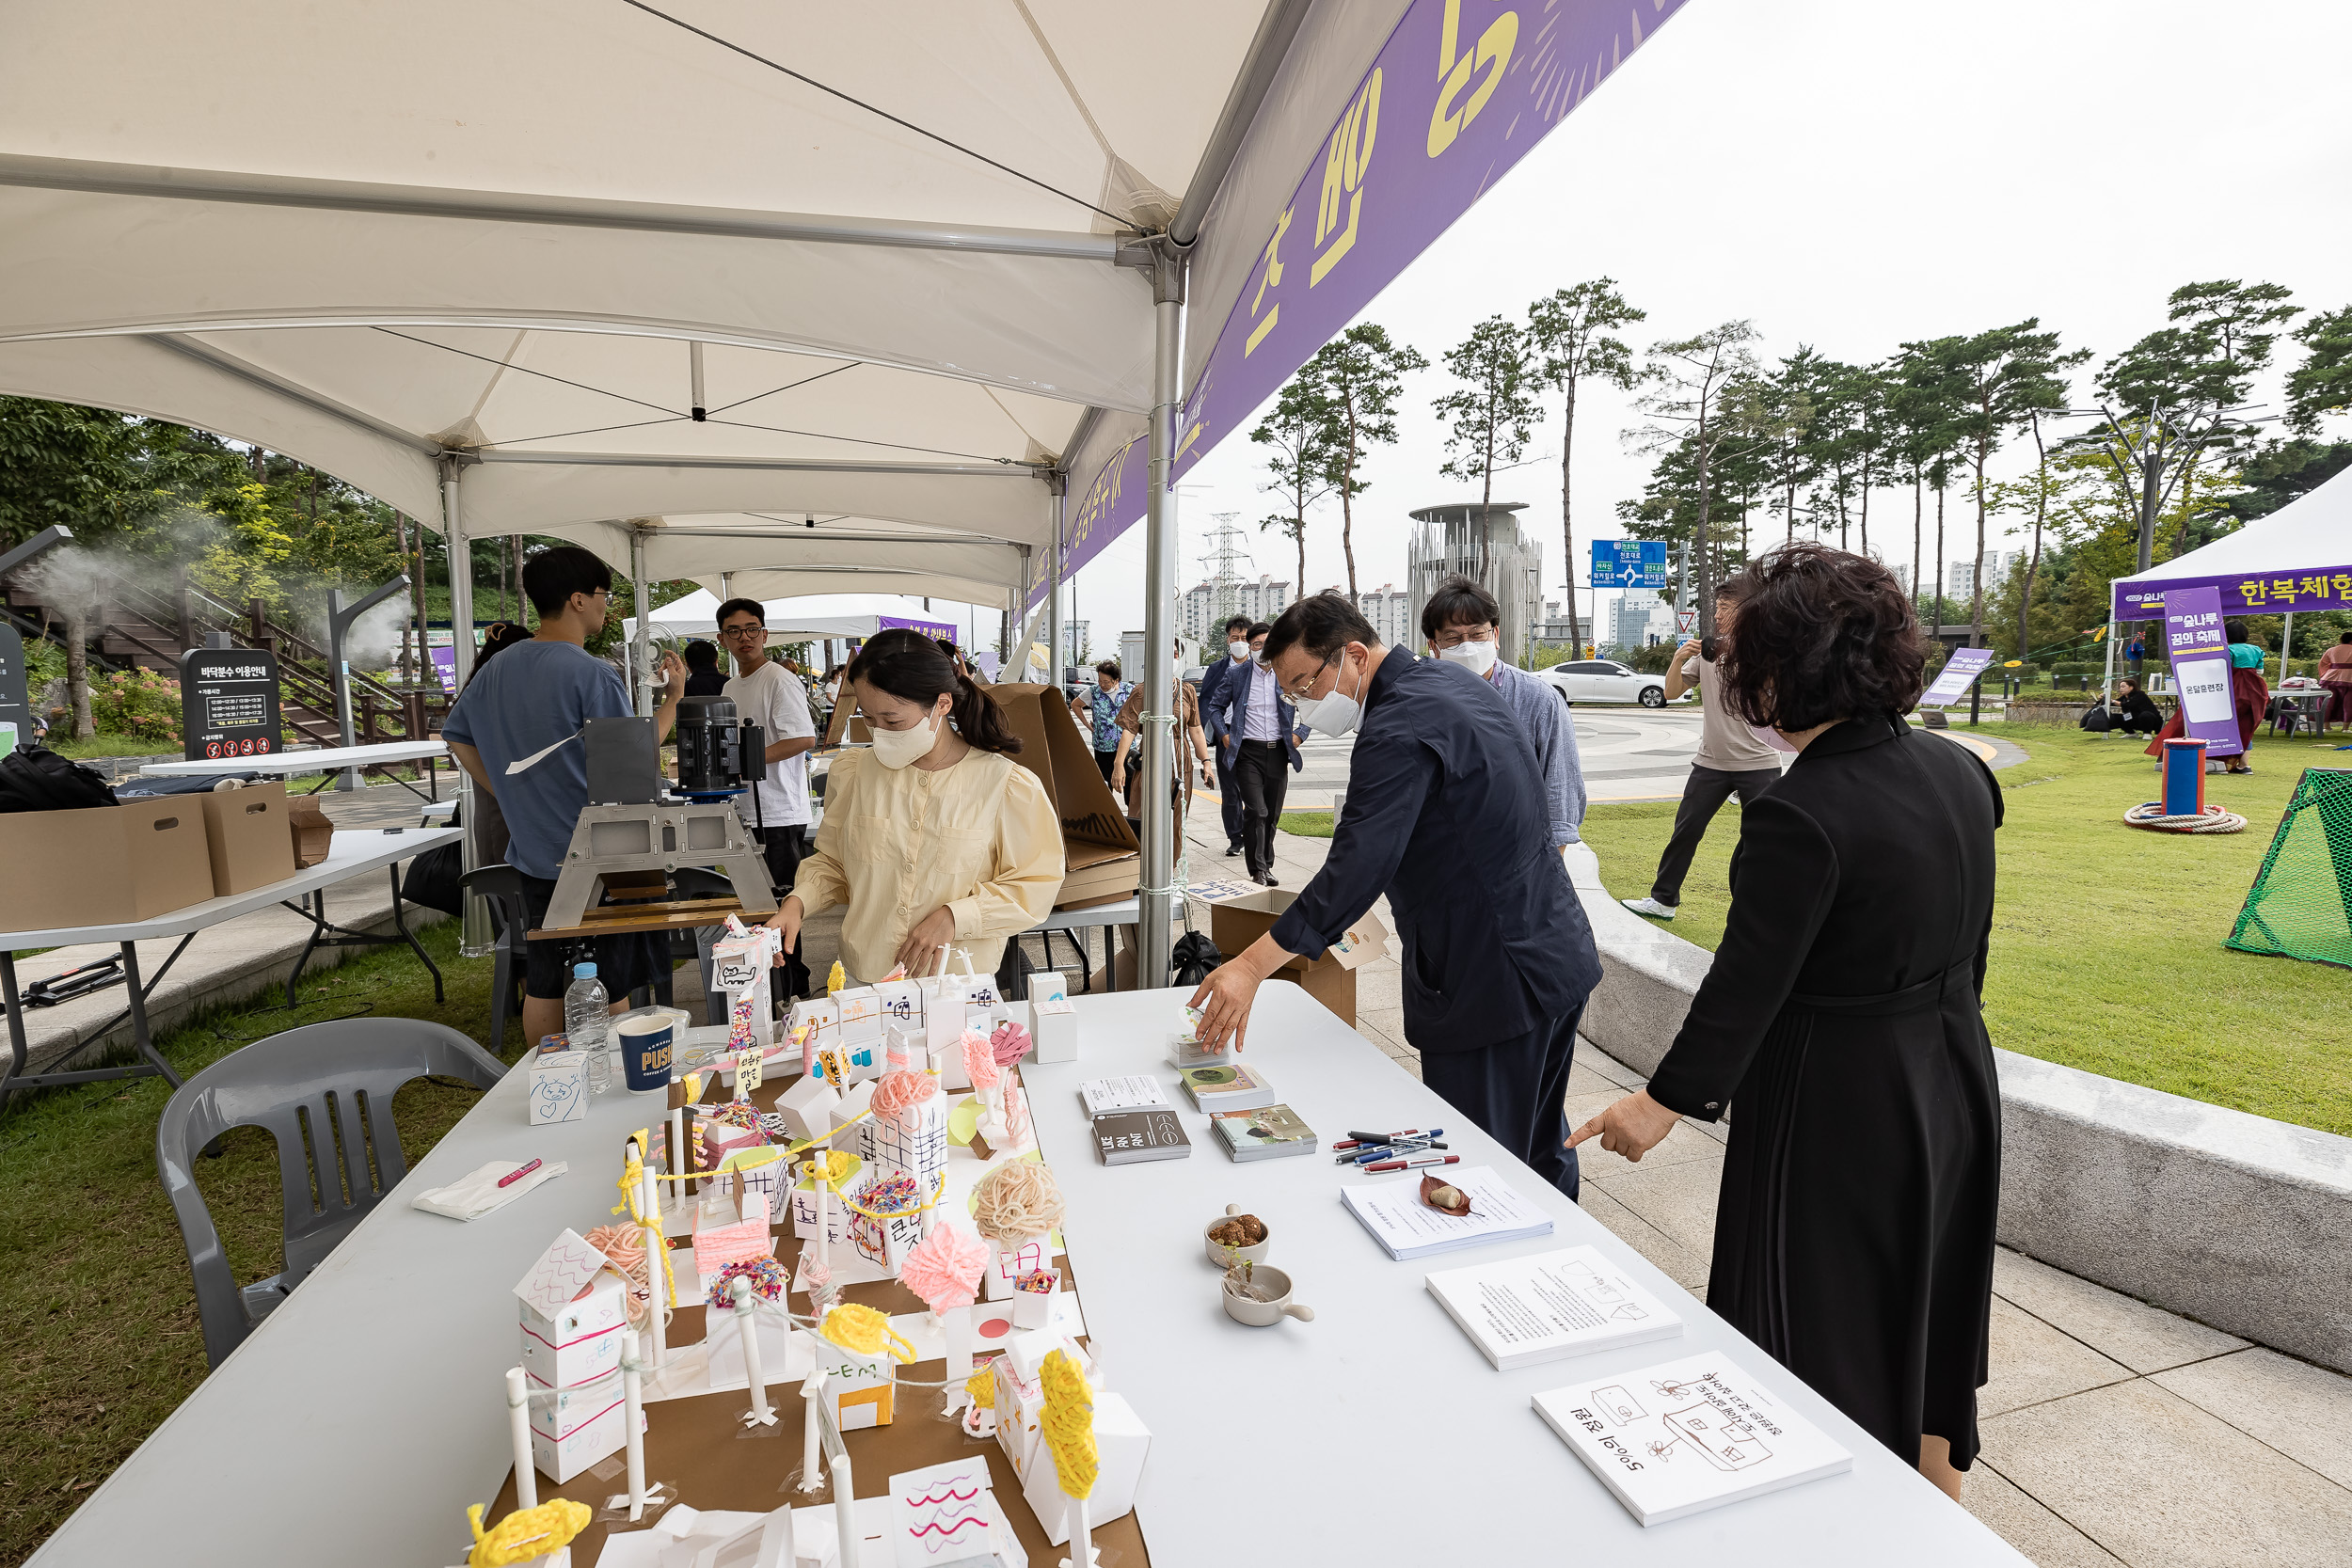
[198,780,296,895]
[0,797,216,926]
[1204,885,1388,1028]
[985,683,1139,909]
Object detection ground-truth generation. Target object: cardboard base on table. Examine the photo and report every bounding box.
[487,1068,1151,1568]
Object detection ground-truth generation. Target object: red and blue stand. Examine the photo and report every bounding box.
[2162,737,2208,818]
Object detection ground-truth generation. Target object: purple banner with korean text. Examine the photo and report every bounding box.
[2162,586,2243,759]
[1918,646,1996,708]
[875,615,960,645]
[2112,567,2352,622]
[1031,0,1689,607]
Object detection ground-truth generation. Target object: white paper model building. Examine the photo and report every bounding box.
[1027,999,1077,1065]
[514,1232,632,1483]
[1018,1389,1150,1546]
[775,1074,840,1142]
[834,985,882,1044]
[846,1171,927,1273]
[815,1341,897,1430]
[889,1458,1028,1568]
[874,978,925,1029]
[981,1234,1049,1302]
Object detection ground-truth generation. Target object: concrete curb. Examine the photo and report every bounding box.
[1566,843,2352,1374]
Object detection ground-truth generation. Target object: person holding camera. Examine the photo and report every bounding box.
[1622,576,1784,921]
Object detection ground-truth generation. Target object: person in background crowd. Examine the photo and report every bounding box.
[1112,639,1212,842]
[1623,577,1782,921]
[1421,574,1585,851]
[2124,632,2146,676]
[1214,620,1310,886]
[767,630,1062,979]
[1198,612,1256,858]
[2319,631,2352,724]
[443,546,685,1046]
[717,597,817,999]
[457,620,533,867]
[2113,676,2165,735]
[1187,594,1602,1198]
[1570,543,2002,1503]
[1071,660,1130,784]
[682,639,728,698]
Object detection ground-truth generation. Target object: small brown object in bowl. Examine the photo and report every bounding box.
[1420,1176,1472,1216]
[1208,1212,1267,1248]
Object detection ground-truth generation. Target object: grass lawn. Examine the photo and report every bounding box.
[38,735,173,761]
[1278,808,1336,838]
[0,920,512,1565]
[1578,721,2352,1137]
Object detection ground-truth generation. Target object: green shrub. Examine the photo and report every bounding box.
[87,667,183,747]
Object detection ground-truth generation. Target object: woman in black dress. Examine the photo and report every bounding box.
[1571,544,2002,1501]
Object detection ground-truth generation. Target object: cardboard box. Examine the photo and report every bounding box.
[1270,961,1355,1027]
[197,780,295,895]
[0,797,216,927]
[981,684,1138,910]
[1205,887,1384,1029]
[286,798,334,868]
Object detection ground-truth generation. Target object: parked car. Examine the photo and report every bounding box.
[1534,658,1673,707]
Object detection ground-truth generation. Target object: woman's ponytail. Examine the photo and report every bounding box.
[949,672,1022,754]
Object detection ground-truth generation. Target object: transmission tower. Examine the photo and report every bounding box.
[1199,513,1252,633]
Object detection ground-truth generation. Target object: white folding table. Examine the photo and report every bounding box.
[137,739,451,800]
[27,985,2026,1566]
[0,826,461,1105]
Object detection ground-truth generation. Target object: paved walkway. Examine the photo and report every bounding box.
[1215,811,2352,1568]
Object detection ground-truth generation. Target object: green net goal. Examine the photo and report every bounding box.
[2227,767,2352,969]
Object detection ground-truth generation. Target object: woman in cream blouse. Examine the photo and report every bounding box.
[769,629,1063,981]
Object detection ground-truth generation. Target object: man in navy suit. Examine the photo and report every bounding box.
[1196,613,1254,859]
[1188,594,1602,1197]
[1214,620,1310,887]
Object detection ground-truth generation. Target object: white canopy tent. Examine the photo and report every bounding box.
[2109,465,2352,621]
[0,0,1677,1004]
[620,590,957,649]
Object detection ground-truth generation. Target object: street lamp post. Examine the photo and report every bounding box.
[326,575,411,790]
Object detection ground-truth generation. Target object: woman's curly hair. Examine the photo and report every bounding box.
[1715,543,1925,733]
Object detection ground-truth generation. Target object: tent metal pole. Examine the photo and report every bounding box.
[631,529,655,720]
[1138,243,1186,991]
[442,454,495,960]
[1047,470,1067,686]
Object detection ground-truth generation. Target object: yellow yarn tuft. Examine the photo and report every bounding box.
[803,1149,855,1187]
[466,1498,590,1567]
[965,1368,996,1409]
[819,1302,918,1364]
[1039,1348,1098,1500]
[826,960,846,994]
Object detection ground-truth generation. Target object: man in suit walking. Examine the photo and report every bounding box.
[1187,594,1603,1196]
[1214,620,1309,887]
[1196,613,1255,859]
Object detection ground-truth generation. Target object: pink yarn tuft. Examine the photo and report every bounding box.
[898,1223,990,1312]
[584,1224,651,1327]
[869,1064,940,1125]
[961,1028,999,1092]
[989,1021,1031,1068]
[1000,1078,1030,1148]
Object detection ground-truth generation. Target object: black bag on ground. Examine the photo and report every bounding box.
[0,747,117,814]
[401,800,465,916]
[2078,702,2112,732]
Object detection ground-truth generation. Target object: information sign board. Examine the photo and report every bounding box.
[2162,586,2243,758]
[177,646,283,761]
[1918,646,1996,708]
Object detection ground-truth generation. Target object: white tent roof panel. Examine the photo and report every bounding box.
[2110,466,2352,616]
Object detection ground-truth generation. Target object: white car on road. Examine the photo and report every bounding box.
[1534,658,1673,708]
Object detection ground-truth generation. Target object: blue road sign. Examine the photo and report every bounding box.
[1591,541,1668,588]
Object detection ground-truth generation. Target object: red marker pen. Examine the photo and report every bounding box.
[1362,1153,1460,1174]
[497,1158,543,1188]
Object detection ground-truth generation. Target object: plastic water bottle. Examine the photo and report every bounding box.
[565,961,612,1094]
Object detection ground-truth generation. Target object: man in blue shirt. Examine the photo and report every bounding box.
[1187,594,1603,1197]
[1215,620,1311,887]
[444,545,686,1047]
[1069,660,1131,785]
[1421,574,1585,848]
[1197,613,1255,858]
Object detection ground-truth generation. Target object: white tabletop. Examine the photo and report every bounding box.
[0,827,459,948]
[30,986,2025,1568]
[1029,895,1137,932]
[136,740,449,777]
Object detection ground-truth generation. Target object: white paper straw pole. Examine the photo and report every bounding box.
[669,1106,689,1203]
[621,1328,647,1520]
[640,1155,668,1369]
[733,1277,776,1425]
[1071,1498,1094,1568]
[813,1164,831,1279]
[943,1305,973,1409]
[799,1368,828,1496]
[831,1452,861,1568]
[504,1366,537,1511]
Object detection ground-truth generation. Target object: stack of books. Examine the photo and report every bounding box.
[1207,1104,1318,1163]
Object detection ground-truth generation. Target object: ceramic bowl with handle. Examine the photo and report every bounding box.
[1203,1202,1273,1268]
[1221,1263,1314,1326]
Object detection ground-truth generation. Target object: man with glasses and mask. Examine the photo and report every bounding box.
[717,597,817,999]
[1423,574,1585,853]
[1185,593,1602,1197]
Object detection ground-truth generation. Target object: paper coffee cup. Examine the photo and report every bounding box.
[617,1013,675,1093]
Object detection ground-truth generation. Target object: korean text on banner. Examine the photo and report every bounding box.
[2162,586,2244,759]
[1917,647,1996,709]
[1035,0,1690,604]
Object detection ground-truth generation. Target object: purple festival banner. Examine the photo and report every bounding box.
[1035,0,1690,607]
[876,614,960,644]
[1918,646,1996,708]
[2113,567,2352,621]
[2162,586,2244,759]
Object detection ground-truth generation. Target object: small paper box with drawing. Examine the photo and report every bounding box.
[818,1345,898,1431]
[1027,998,1077,1065]
[526,1373,630,1485]
[1009,1267,1060,1330]
[874,977,925,1029]
[834,985,882,1044]
[690,1186,773,1279]
[788,1155,859,1246]
[889,1458,1028,1568]
[515,1230,630,1390]
[845,1170,929,1274]
[710,926,777,1052]
[527,1047,588,1126]
[788,996,839,1066]
[696,1099,772,1173]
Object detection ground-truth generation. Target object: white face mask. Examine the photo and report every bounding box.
[1437,639,1499,677]
[867,709,943,769]
[1228,641,1249,661]
[1297,652,1367,737]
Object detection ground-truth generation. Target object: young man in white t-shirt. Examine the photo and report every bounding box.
[718,597,817,996]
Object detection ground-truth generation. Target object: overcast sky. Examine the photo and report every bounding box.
[900,0,2352,653]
